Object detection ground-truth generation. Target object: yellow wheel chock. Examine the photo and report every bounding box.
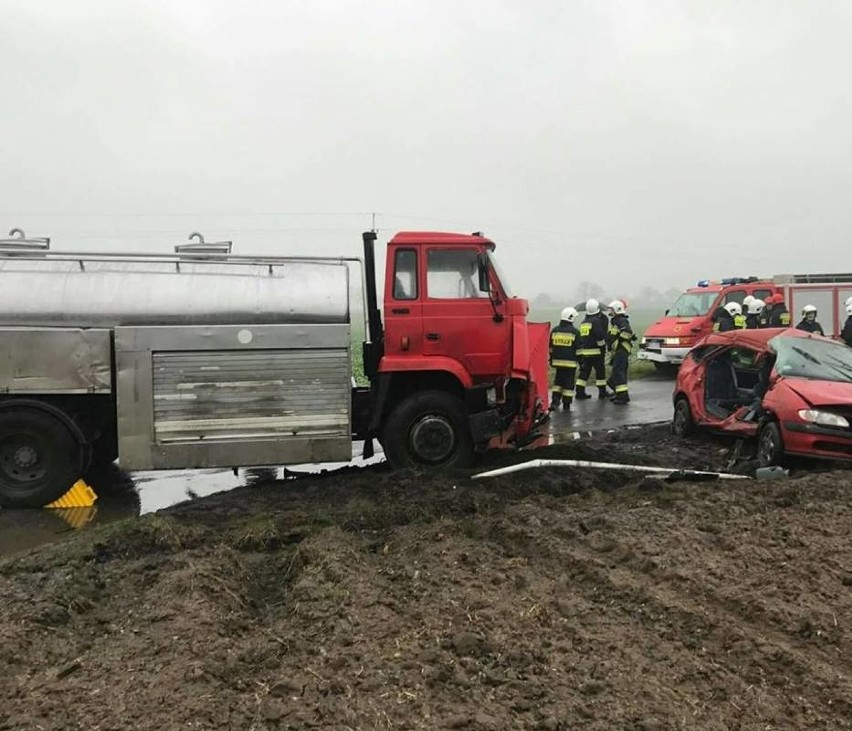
[45,479,98,509]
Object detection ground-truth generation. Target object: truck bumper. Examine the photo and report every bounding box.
[638,345,690,364]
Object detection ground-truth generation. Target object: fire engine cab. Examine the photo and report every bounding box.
[638,277,781,370]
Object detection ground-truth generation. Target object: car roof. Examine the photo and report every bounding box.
[701,327,831,351]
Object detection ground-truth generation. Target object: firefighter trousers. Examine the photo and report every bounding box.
[550,365,577,408]
[577,354,607,395]
[609,349,629,401]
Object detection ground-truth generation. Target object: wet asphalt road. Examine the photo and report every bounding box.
[0,375,676,556]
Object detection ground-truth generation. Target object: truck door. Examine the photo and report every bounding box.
[383,247,423,358]
[420,247,510,378]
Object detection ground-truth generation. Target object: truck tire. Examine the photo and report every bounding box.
[383,391,474,469]
[0,407,85,508]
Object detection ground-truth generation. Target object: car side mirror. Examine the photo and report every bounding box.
[664,309,669,316]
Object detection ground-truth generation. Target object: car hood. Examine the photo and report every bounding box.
[781,377,852,407]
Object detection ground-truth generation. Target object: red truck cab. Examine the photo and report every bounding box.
[358,231,550,468]
[638,278,781,370]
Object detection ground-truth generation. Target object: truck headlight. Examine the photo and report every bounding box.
[640,336,647,345]
[664,337,681,345]
[798,409,849,428]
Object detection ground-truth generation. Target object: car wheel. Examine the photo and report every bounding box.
[672,397,695,437]
[757,421,785,467]
[383,391,474,469]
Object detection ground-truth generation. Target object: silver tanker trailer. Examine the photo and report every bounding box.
[0,232,356,507]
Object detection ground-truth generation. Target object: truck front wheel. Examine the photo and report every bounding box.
[0,407,85,508]
[383,391,474,469]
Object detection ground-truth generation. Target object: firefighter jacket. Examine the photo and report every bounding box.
[607,314,635,354]
[577,313,608,357]
[549,321,579,368]
[757,308,772,328]
[734,313,746,329]
[796,319,824,335]
[769,305,791,327]
[745,313,761,329]
[713,310,735,332]
[842,316,852,347]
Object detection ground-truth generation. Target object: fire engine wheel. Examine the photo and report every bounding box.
[757,421,785,468]
[383,391,474,469]
[0,407,84,508]
[672,397,695,437]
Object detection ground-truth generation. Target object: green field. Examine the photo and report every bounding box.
[350,308,662,385]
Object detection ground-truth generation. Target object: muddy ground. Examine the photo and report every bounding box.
[1,425,850,730]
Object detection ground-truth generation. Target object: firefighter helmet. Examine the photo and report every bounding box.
[847,303,852,316]
[723,302,742,316]
[608,300,626,315]
[802,304,817,317]
[560,306,578,323]
[742,294,755,309]
[846,295,852,307]
[748,298,764,315]
[585,298,600,315]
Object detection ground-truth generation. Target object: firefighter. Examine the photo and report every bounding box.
[767,294,791,327]
[758,297,773,328]
[575,298,609,400]
[796,304,824,335]
[713,302,744,332]
[842,303,852,347]
[549,306,579,411]
[742,294,755,318]
[606,300,634,405]
[745,298,764,329]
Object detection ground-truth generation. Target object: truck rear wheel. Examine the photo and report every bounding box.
[0,407,85,508]
[383,391,474,469]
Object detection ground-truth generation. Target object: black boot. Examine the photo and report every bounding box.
[549,399,560,412]
[562,397,572,411]
[611,393,630,405]
[598,386,610,400]
[575,387,591,400]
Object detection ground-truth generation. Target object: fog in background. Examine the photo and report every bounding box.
[2,0,852,307]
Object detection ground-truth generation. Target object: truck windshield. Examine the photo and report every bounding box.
[667,291,717,317]
[487,252,513,297]
[771,335,852,383]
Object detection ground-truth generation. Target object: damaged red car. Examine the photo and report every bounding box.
[672,328,852,466]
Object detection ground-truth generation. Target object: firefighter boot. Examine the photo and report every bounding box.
[575,387,591,400]
[549,394,561,412]
[562,396,572,411]
[611,392,630,405]
[598,386,610,400]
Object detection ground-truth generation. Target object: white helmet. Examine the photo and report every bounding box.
[846,303,852,317]
[742,294,755,308]
[748,298,764,315]
[585,298,600,315]
[560,306,578,323]
[802,304,817,316]
[723,302,742,317]
[846,295,852,307]
[608,300,626,315]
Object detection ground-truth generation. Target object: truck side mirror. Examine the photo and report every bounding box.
[477,254,491,294]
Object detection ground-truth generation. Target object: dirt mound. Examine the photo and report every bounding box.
[2,426,851,729]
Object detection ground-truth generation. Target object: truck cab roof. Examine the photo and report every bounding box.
[388,231,495,248]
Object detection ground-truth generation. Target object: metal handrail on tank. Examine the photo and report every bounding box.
[0,230,371,342]
[0,227,50,251]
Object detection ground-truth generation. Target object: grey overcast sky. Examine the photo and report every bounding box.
[2,0,852,302]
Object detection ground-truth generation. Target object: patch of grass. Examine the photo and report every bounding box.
[91,515,206,561]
